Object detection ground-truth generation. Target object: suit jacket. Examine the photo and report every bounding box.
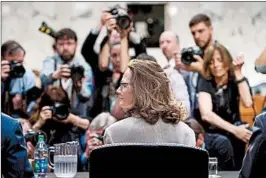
[1,113,34,178]
[239,112,266,178]
[104,117,196,146]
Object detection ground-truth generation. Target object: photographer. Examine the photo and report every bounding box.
[29,85,89,171]
[40,28,94,119]
[197,43,253,170]
[81,6,146,118]
[174,14,225,117]
[1,40,37,118]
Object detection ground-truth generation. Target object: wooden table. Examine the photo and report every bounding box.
[47,171,239,178]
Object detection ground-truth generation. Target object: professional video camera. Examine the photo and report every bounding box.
[49,102,71,121]
[108,5,131,30]
[181,47,203,65]
[9,60,26,78]
[70,65,85,84]
[38,21,57,38]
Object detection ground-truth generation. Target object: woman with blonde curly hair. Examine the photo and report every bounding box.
[103,59,195,146]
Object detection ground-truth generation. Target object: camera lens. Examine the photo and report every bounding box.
[117,16,131,30]
[53,103,70,121]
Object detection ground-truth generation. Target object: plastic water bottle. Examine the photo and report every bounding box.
[34,135,48,178]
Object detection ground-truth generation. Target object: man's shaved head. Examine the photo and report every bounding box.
[159,31,180,60]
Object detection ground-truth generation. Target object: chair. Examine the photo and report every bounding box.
[89,143,209,178]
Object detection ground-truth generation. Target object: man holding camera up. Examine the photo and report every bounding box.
[81,6,146,118]
[1,40,36,118]
[40,28,94,119]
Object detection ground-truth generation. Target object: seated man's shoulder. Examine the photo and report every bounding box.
[1,113,20,134]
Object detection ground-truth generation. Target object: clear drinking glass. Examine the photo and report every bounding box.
[209,157,219,178]
[48,141,79,178]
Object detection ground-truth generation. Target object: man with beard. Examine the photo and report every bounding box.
[40,28,94,119]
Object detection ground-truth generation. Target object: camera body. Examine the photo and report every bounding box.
[108,6,131,30]
[70,65,85,84]
[50,102,71,121]
[9,60,26,78]
[181,47,203,65]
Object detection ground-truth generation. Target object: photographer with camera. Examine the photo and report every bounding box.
[40,28,94,119]
[29,85,90,171]
[1,40,37,118]
[174,14,224,117]
[81,6,146,118]
[197,42,253,170]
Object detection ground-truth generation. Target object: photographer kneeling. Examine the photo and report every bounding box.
[29,85,89,171]
[197,43,253,170]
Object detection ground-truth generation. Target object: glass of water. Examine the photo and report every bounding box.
[209,157,219,178]
[48,141,79,178]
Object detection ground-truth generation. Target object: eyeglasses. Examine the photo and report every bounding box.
[119,82,130,91]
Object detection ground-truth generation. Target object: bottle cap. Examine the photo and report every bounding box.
[38,135,45,141]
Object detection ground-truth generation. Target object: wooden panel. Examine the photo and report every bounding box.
[239,94,266,126]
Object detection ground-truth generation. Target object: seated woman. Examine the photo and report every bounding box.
[103,59,195,146]
[196,42,253,170]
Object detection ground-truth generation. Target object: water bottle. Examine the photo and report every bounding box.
[34,135,48,178]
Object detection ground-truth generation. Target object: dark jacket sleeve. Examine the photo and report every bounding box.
[238,129,266,178]
[1,114,34,178]
[81,31,100,69]
[254,112,266,130]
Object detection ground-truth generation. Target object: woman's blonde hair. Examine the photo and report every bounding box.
[204,42,234,79]
[125,59,187,125]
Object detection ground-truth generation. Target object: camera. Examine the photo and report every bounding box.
[108,5,131,30]
[70,65,85,84]
[181,47,203,65]
[9,60,26,78]
[50,102,71,121]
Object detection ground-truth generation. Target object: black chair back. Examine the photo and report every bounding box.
[89,143,209,178]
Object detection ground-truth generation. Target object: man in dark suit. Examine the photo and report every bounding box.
[1,113,34,178]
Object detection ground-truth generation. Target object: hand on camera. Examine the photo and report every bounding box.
[106,15,117,35]
[52,64,71,80]
[40,106,52,122]
[233,54,244,73]
[100,10,111,27]
[1,60,10,80]
[174,52,204,74]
